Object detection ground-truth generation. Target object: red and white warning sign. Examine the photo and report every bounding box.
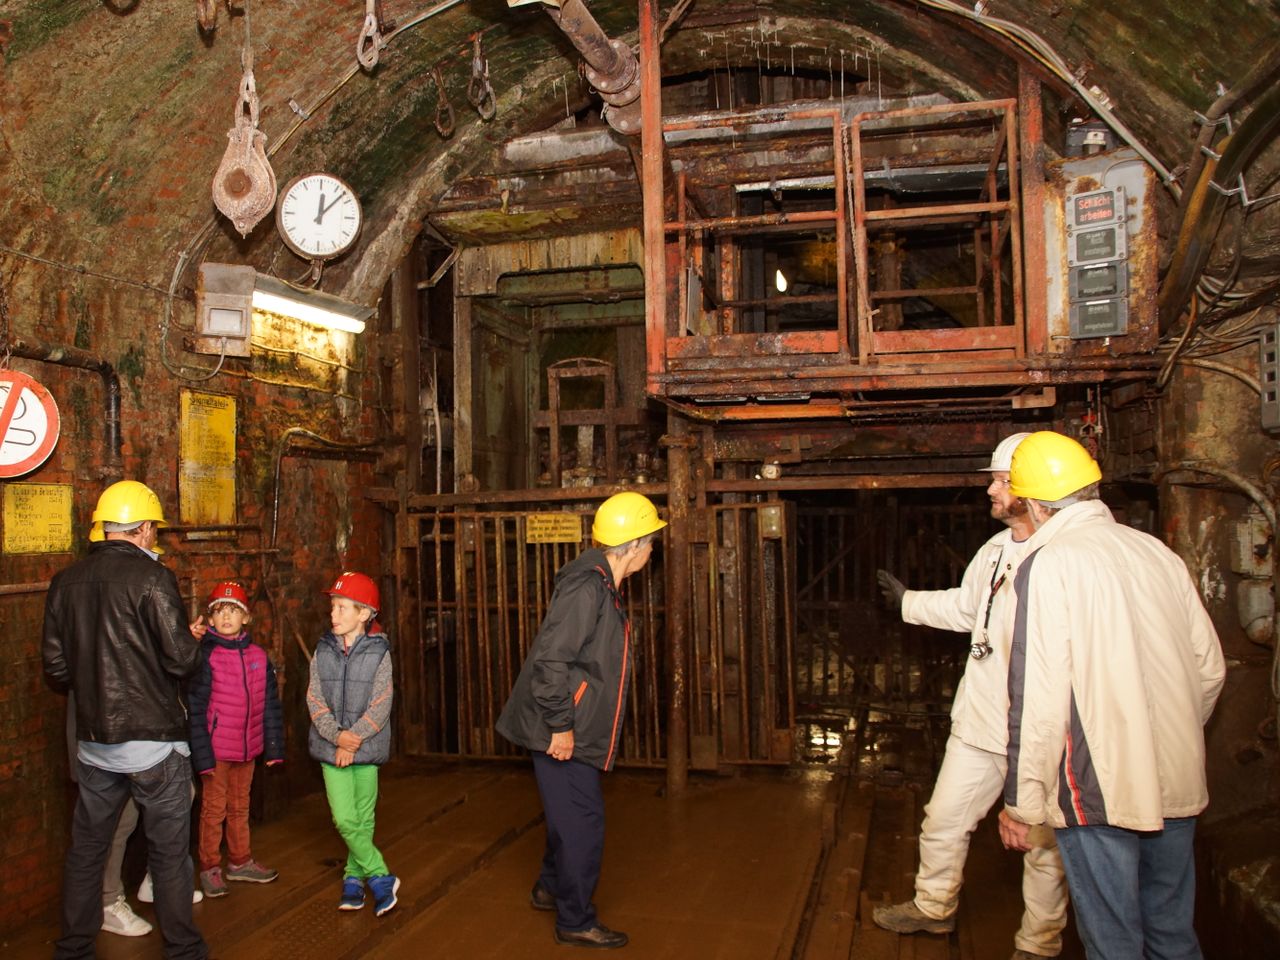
[0,370,61,479]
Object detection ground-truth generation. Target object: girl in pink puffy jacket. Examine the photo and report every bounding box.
[187,581,284,898]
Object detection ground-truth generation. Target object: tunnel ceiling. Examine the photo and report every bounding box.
[2,0,1278,309]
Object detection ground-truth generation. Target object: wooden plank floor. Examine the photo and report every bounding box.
[4,762,830,960]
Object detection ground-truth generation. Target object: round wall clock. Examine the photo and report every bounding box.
[276,172,363,260]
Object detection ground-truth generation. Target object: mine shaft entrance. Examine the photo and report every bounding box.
[394,488,995,772]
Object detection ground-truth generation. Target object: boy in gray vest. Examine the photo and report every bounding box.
[306,571,399,916]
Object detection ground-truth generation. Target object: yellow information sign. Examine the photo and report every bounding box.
[2,482,73,554]
[525,512,583,544]
[179,391,237,528]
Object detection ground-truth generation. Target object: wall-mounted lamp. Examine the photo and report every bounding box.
[775,269,789,293]
[194,263,374,356]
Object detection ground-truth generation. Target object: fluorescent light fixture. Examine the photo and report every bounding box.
[194,264,374,356]
[775,269,788,293]
[252,274,372,334]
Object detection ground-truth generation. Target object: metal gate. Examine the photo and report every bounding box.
[396,509,667,766]
[686,502,796,768]
[397,500,798,769]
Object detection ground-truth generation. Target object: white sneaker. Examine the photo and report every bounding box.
[102,895,152,937]
[138,872,205,904]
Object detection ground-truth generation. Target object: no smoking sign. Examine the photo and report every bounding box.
[0,370,61,479]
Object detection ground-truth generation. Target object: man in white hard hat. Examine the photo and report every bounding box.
[1001,432,1224,958]
[873,434,1069,960]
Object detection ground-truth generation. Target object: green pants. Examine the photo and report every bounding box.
[321,763,389,880]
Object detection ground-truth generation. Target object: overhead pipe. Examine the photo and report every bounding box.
[542,0,642,135]
[1158,80,1280,334]
[0,288,122,477]
[1173,42,1280,236]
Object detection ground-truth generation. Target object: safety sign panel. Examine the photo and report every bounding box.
[0,370,61,479]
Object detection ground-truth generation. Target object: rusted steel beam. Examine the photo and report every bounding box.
[665,411,691,795]
[708,474,987,492]
[1018,68,1049,355]
[406,482,669,511]
[640,0,665,395]
[666,209,837,232]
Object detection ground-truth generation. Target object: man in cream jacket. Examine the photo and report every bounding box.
[1000,432,1225,960]
[874,434,1068,960]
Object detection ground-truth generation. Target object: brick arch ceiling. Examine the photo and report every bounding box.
[2,0,1276,307]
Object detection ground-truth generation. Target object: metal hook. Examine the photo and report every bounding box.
[357,0,384,72]
[467,35,497,121]
[432,65,455,139]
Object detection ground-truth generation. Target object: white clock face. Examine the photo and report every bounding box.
[276,173,362,260]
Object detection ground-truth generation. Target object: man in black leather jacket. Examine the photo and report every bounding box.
[42,480,208,960]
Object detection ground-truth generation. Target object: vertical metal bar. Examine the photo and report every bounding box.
[781,502,795,744]
[755,508,773,759]
[832,112,850,352]
[1016,72,1043,357]
[471,514,488,757]
[1004,103,1025,355]
[849,118,873,362]
[677,171,689,335]
[734,511,750,758]
[974,224,987,327]
[454,296,474,484]
[664,410,691,793]
[548,370,562,487]
[639,0,666,395]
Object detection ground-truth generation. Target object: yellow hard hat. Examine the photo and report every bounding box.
[592,492,667,547]
[88,480,167,543]
[1008,431,1102,501]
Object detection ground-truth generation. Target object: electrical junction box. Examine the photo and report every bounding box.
[1041,148,1157,356]
[193,263,254,358]
[1260,323,1280,431]
[1231,508,1273,578]
[1066,186,1128,339]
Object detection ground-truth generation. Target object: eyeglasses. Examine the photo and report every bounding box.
[990,478,1011,489]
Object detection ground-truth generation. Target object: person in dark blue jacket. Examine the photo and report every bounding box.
[187,581,284,898]
[496,492,666,950]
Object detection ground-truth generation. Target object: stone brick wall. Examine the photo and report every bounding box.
[0,266,386,937]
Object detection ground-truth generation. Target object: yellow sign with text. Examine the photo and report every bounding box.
[179,391,236,527]
[3,482,73,554]
[525,513,583,544]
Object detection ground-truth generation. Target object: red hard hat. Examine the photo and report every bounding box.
[325,571,380,612]
[207,581,250,613]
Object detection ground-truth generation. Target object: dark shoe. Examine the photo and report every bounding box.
[530,882,556,911]
[554,924,629,948]
[871,899,954,934]
[368,874,400,917]
[338,877,365,911]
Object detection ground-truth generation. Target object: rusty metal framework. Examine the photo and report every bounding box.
[400,509,667,765]
[632,0,1157,423]
[687,502,797,767]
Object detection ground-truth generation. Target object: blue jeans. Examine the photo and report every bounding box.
[56,751,206,960]
[531,752,604,932]
[1054,818,1202,960]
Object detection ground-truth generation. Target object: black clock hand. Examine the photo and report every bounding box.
[315,192,326,225]
[317,194,343,222]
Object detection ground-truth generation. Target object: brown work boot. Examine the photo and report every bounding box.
[871,899,954,934]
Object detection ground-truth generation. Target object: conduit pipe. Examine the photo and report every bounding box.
[1158,80,1280,334]
[1166,461,1280,725]
[0,290,123,476]
[542,0,642,135]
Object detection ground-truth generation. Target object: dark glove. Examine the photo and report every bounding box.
[876,569,906,608]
